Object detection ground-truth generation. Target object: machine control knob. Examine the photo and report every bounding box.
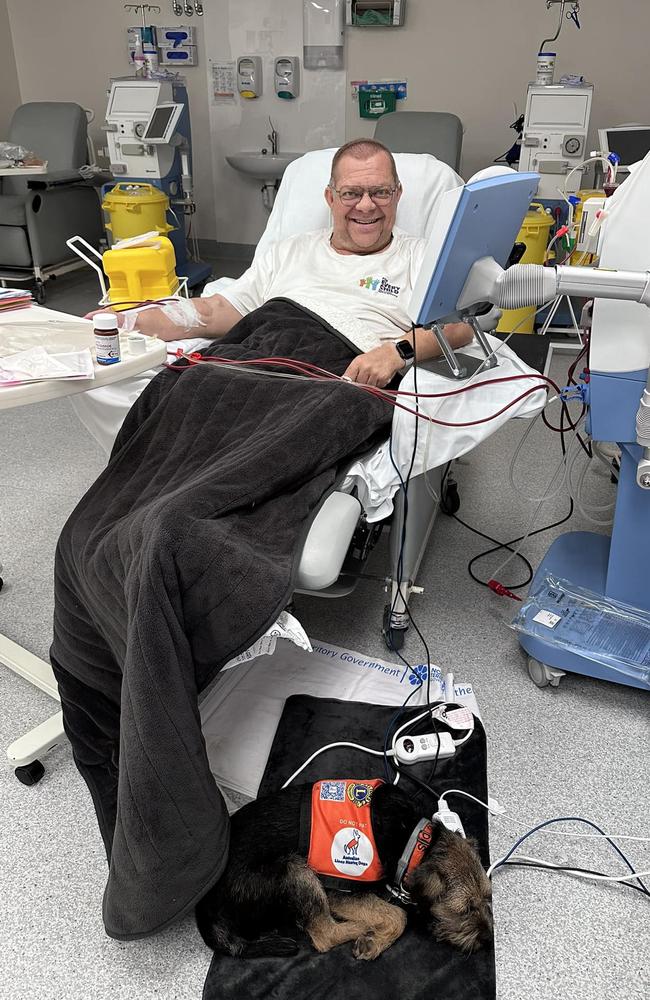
[563,135,582,156]
[638,473,650,489]
[134,122,147,138]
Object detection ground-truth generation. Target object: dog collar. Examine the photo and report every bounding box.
[386,818,435,907]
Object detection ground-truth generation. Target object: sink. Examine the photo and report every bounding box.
[225,151,302,180]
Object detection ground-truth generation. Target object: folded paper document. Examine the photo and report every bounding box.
[0,345,94,385]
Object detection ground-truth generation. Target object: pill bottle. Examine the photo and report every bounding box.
[536,52,556,86]
[94,312,122,365]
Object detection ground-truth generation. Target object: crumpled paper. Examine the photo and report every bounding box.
[221,610,312,670]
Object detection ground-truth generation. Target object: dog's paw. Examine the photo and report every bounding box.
[352,931,380,961]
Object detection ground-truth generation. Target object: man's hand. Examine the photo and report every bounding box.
[342,342,404,388]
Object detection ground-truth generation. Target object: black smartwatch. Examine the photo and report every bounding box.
[394,339,415,372]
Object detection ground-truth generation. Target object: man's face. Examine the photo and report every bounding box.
[325,150,401,255]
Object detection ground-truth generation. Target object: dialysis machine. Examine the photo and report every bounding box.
[518,83,593,198]
[407,167,650,692]
[102,77,211,288]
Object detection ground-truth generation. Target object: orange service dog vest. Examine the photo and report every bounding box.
[307,779,385,884]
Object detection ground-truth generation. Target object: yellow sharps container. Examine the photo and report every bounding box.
[102,182,173,243]
[496,203,554,334]
[103,236,178,308]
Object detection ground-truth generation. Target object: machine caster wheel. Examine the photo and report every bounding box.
[34,280,46,305]
[15,760,45,786]
[382,604,407,652]
[527,657,566,689]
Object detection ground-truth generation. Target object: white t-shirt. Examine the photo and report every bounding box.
[220,227,427,353]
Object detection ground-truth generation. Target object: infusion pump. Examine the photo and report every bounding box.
[103,79,184,180]
[518,83,593,198]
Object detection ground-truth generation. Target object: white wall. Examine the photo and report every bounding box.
[345,0,650,180]
[0,0,21,138]
[202,0,346,245]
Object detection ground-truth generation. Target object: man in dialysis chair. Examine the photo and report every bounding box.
[87,139,474,390]
[50,143,547,940]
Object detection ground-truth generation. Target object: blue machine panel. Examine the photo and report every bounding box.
[410,172,540,327]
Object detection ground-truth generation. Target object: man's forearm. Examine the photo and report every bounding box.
[190,295,244,338]
[127,293,244,342]
[403,322,474,361]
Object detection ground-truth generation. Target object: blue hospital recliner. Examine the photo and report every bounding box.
[0,102,104,303]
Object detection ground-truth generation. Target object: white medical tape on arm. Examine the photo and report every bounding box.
[160,297,207,333]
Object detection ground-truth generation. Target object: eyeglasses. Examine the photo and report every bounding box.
[329,184,399,206]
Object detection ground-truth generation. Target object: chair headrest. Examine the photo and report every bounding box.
[9,103,88,172]
[255,148,463,260]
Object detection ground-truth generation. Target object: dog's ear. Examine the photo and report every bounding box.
[407,863,445,902]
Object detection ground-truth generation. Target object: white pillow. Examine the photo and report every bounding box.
[255,148,462,257]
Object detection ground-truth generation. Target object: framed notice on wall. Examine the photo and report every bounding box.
[211,60,236,102]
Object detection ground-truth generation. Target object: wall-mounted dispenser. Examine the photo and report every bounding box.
[274,57,300,100]
[303,0,344,70]
[237,56,263,99]
[346,0,406,26]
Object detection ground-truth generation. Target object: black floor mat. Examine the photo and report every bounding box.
[203,695,496,1000]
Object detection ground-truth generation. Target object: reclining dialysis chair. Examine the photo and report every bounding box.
[0,102,103,303]
[70,151,543,651]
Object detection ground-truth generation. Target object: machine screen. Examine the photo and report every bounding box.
[528,92,590,128]
[144,105,177,140]
[604,128,650,167]
[109,85,158,116]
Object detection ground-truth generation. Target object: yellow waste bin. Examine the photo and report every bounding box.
[103,236,178,308]
[496,203,554,334]
[102,182,173,243]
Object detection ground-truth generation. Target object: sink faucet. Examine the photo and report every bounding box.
[267,117,279,155]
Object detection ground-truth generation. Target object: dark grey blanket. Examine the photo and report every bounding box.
[50,299,393,940]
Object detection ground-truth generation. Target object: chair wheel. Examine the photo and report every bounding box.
[15,760,45,785]
[34,280,46,305]
[382,604,407,651]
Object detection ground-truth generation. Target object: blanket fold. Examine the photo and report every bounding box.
[50,299,393,938]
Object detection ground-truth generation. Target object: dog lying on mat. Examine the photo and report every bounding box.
[196,778,492,961]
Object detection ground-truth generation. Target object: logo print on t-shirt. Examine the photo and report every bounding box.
[359,276,400,297]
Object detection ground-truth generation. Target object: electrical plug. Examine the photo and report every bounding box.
[433,804,466,838]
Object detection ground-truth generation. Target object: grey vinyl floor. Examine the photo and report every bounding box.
[0,266,648,1000]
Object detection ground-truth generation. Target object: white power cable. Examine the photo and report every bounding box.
[281,741,395,789]
[493,853,650,885]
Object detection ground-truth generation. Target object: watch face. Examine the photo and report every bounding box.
[396,340,414,360]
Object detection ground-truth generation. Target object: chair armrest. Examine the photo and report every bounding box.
[25,186,103,268]
[295,492,362,590]
[28,169,87,189]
